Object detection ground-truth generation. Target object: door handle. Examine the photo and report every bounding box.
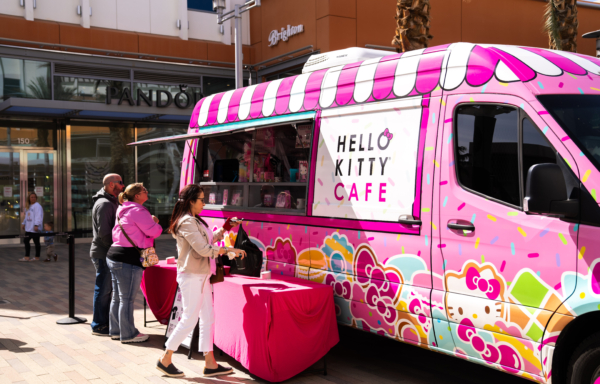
[447,222,475,231]
[398,215,422,226]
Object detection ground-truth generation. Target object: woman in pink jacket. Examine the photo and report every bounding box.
[106,183,162,344]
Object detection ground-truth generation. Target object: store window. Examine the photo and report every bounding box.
[199,123,312,214]
[0,123,55,147]
[137,124,188,228]
[188,0,214,12]
[134,83,201,106]
[70,123,135,237]
[0,57,51,100]
[203,76,247,97]
[54,77,128,103]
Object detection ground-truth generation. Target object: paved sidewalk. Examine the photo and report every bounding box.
[0,239,528,384]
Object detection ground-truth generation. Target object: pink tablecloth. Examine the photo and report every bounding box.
[140,260,178,325]
[213,275,339,382]
[141,261,231,325]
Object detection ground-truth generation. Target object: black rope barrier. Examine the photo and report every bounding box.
[56,233,87,324]
[2,232,88,325]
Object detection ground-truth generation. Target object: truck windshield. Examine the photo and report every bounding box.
[537,95,600,172]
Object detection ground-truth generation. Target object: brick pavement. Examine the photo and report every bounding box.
[0,239,529,384]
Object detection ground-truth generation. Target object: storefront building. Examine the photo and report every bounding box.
[247,0,600,80]
[1,0,600,242]
[0,43,247,242]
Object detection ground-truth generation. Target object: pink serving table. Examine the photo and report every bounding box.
[141,260,230,325]
[213,275,339,382]
[141,260,178,325]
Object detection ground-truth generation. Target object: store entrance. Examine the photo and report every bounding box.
[0,148,57,238]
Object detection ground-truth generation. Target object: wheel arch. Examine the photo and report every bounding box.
[552,311,600,384]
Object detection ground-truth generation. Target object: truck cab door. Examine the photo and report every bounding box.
[435,94,579,379]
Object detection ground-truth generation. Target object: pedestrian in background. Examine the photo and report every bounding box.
[157,184,244,378]
[90,173,124,336]
[42,221,58,262]
[18,192,43,262]
[107,183,162,343]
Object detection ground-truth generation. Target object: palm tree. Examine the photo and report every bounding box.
[392,0,433,53]
[544,0,578,52]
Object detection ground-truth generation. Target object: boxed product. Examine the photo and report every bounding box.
[231,191,243,206]
[298,161,308,182]
[239,163,248,183]
[222,189,229,206]
[263,194,273,207]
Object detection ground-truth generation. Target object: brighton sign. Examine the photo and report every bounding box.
[105,87,202,109]
[268,24,304,47]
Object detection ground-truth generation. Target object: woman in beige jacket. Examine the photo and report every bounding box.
[157,184,245,378]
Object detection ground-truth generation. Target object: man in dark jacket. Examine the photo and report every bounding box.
[90,173,123,336]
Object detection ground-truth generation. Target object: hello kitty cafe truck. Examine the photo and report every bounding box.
[130,44,600,384]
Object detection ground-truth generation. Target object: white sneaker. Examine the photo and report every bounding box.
[121,333,149,344]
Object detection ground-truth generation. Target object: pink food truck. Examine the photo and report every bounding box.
[132,43,600,384]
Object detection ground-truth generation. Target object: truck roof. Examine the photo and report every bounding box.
[189,43,600,130]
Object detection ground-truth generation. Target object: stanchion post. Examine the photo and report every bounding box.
[57,234,87,325]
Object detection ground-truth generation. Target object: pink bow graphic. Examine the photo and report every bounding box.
[383,128,393,141]
[465,267,501,300]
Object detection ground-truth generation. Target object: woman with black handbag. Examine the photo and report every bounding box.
[157,184,245,378]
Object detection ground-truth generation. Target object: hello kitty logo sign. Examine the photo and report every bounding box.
[313,99,422,222]
[379,128,393,149]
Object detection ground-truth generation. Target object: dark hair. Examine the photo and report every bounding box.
[169,184,208,235]
[45,221,54,228]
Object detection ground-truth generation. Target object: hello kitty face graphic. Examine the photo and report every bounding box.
[446,293,506,326]
[299,163,308,176]
[445,262,508,327]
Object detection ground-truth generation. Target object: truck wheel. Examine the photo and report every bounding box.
[568,332,600,384]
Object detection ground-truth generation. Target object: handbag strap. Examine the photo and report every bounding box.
[117,215,142,255]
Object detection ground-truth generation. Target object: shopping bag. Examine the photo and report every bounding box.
[230,225,263,277]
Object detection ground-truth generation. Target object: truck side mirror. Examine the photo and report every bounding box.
[524,163,578,217]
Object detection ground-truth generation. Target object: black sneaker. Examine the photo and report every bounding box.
[156,360,184,378]
[203,364,233,377]
[91,326,110,336]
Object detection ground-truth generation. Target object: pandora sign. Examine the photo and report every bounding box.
[268,24,304,47]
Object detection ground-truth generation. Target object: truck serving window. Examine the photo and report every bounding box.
[313,99,422,223]
[537,95,600,172]
[199,122,312,215]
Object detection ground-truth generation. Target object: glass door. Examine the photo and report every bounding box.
[0,151,21,237]
[26,150,56,232]
[0,148,57,238]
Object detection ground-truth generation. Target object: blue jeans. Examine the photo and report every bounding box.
[106,259,143,341]
[91,258,112,332]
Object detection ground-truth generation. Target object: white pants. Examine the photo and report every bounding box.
[165,273,214,353]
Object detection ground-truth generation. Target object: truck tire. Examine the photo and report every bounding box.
[568,332,600,384]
